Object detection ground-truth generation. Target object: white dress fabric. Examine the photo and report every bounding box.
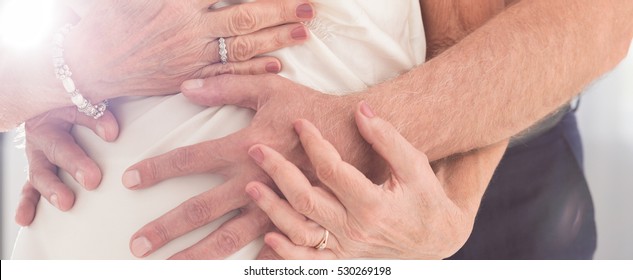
[12,0,425,259]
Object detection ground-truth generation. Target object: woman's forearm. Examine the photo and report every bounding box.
[0,44,72,131]
[1,0,316,131]
[357,0,632,161]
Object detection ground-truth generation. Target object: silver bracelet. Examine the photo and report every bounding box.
[53,24,107,119]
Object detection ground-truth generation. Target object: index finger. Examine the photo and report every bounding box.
[292,119,380,210]
[122,129,249,190]
[247,144,345,232]
[354,101,435,186]
[208,0,314,37]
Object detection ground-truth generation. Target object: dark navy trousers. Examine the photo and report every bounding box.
[449,112,597,259]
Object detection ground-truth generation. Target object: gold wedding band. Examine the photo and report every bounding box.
[315,229,329,250]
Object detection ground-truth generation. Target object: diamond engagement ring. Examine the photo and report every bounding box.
[315,229,329,250]
[218,37,228,64]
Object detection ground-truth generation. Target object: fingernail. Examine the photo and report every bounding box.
[360,101,376,118]
[50,194,60,209]
[246,185,261,201]
[265,62,281,73]
[75,170,86,188]
[296,3,314,19]
[96,123,107,140]
[248,147,265,165]
[131,236,152,258]
[293,120,303,134]
[122,170,141,189]
[182,79,204,90]
[291,26,308,40]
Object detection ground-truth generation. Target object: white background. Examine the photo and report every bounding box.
[2,45,632,260]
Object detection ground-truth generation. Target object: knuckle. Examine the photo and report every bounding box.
[248,62,263,75]
[183,197,213,228]
[30,155,53,174]
[288,230,310,246]
[42,139,59,163]
[315,161,338,182]
[228,6,258,34]
[252,207,273,230]
[371,124,393,146]
[213,63,236,76]
[28,170,53,195]
[371,123,394,145]
[279,1,294,21]
[241,129,260,148]
[264,158,282,178]
[213,229,242,256]
[147,223,171,245]
[270,31,286,48]
[139,159,159,183]
[27,159,52,187]
[228,37,254,61]
[170,148,194,173]
[293,192,316,216]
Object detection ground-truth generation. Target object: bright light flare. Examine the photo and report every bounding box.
[0,0,55,49]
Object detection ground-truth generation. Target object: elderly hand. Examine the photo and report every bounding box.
[124,74,372,259]
[246,102,479,259]
[14,0,314,227]
[64,0,314,101]
[15,107,119,226]
[124,72,507,259]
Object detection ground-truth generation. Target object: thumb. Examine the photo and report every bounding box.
[180,74,279,109]
[94,110,120,142]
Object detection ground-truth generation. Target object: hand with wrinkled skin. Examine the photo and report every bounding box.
[124,75,506,259]
[246,103,508,259]
[66,0,315,102]
[13,0,316,227]
[123,74,370,259]
[120,0,633,259]
[0,0,315,129]
[15,107,120,226]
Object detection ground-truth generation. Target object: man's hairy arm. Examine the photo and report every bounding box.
[121,0,631,258]
[353,0,632,161]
